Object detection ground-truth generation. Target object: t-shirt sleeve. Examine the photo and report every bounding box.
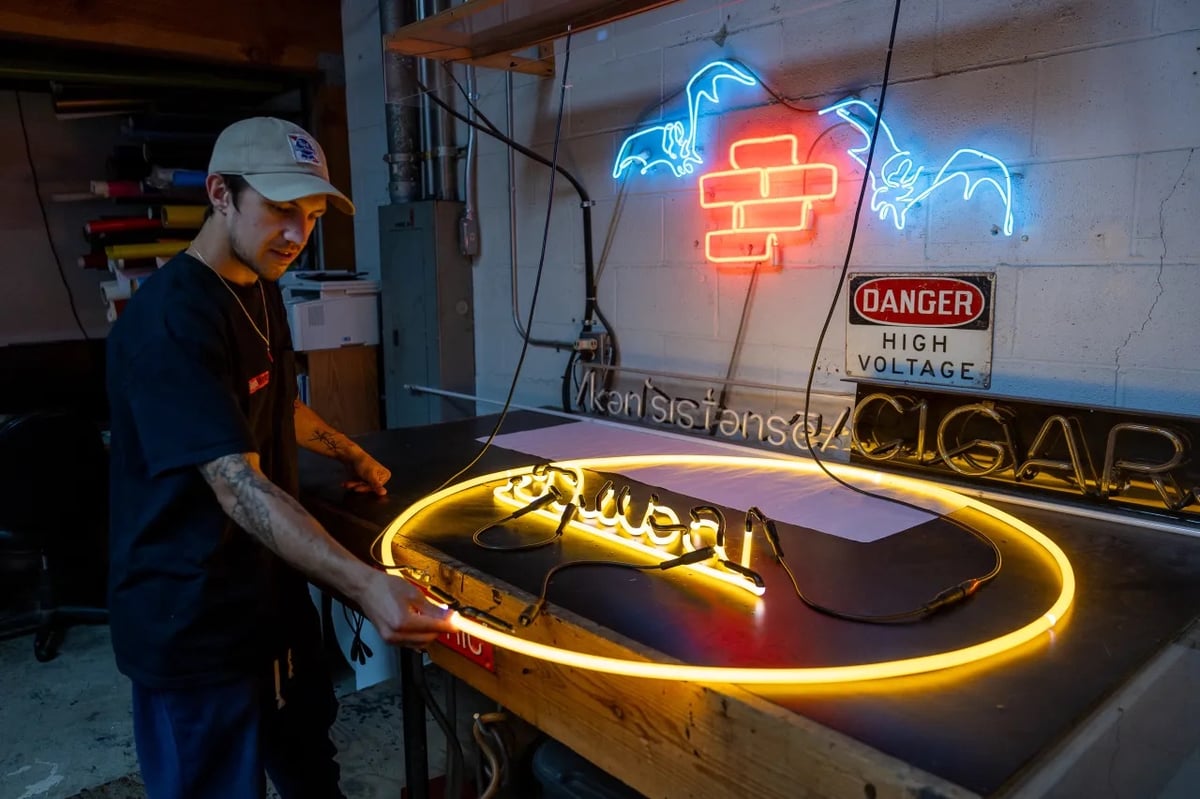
[123,291,255,476]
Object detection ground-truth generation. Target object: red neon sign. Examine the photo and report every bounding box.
[699,135,838,266]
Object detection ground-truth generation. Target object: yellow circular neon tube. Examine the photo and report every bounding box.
[380,454,1075,684]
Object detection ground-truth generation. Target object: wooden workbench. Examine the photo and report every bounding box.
[299,411,1200,799]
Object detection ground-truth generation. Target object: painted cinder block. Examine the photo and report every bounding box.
[1010,265,1163,364]
[987,360,1120,407]
[937,0,1154,72]
[611,0,721,60]
[772,0,938,96]
[566,49,665,140]
[1117,368,1200,414]
[1034,33,1200,160]
[1132,150,1200,262]
[945,156,1137,265]
[1155,0,1200,34]
[663,193,712,266]
[882,63,1037,162]
[616,265,719,338]
[417,0,1200,417]
[589,195,665,268]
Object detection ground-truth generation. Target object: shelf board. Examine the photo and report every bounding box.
[384,0,681,76]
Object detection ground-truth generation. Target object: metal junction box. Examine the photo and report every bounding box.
[378,201,475,427]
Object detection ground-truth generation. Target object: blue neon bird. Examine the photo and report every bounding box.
[612,60,758,180]
[819,98,1015,236]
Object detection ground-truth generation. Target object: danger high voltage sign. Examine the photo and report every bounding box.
[845,273,995,389]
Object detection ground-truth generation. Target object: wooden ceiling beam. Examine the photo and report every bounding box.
[384,0,681,75]
[0,0,342,72]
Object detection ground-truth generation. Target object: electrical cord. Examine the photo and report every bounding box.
[15,91,89,339]
[412,659,465,799]
[435,62,621,400]
[427,30,577,495]
[788,0,1003,602]
[748,506,1000,624]
[725,58,825,114]
[432,61,617,351]
[473,712,508,799]
[341,600,372,665]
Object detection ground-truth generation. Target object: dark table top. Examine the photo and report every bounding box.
[300,411,1200,796]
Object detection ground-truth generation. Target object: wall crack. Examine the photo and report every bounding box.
[1114,148,1194,385]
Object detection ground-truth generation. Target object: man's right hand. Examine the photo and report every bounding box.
[357,569,455,647]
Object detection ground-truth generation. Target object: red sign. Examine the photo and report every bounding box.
[438,629,495,672]
[852,276,986,328]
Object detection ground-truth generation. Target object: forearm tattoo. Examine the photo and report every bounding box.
[199,455,309,553]
[310,430,345,459]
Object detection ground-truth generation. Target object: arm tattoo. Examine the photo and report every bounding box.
[199,454,309,553]
[310,430,344,458]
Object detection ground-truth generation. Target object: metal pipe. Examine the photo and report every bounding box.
[563,361,852,398]
[460,64,480,255]
[417,0,457,201]
[417,51,436,197]
[381,0,421,203]
[506,71,576,349]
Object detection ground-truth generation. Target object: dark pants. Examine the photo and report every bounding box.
[131,630,343,799]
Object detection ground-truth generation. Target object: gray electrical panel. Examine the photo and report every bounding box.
[378,201,475,427]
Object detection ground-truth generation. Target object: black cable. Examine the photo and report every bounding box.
[749,506,1000,624]
[15,91,89,339]
[424,64,611,340]
[724,58,824,114]
[341,601,372,665]
[517,551,719,627]
[412,659,465,799]
[789,0,1003,600]
[435,63,620,394]
[429,31,576,494]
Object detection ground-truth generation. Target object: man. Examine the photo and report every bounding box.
[106,117,453,798]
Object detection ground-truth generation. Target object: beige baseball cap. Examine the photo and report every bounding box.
[208,117,355,215]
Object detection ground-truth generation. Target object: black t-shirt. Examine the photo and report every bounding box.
[106,252,304,688]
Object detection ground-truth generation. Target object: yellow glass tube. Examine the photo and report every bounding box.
[382,455,1075,685]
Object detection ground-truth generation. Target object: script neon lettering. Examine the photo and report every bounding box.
[493,468,764,597]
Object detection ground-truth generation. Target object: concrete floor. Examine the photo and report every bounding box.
[0,625,469,799]
[6,624,1199,799]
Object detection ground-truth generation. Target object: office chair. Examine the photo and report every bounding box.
[0,409,110,661]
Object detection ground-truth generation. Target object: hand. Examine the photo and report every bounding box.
[343,450,391,496]
[357,570,455,647]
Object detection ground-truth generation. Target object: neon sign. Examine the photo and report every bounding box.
[851,387,1200,515]
[382,454,1076,684]
[699,134,838,265]
[612,60,757,179]
[495,464,765,596]
[819,98,1015,236]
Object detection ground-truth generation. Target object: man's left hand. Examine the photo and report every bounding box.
[343,451,391,496]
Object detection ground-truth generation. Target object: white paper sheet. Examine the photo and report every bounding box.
[482,421,956,542]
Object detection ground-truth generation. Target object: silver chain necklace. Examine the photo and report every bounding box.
[188,246,272,363]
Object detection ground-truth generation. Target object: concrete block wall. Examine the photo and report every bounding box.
[344,0,1200,415]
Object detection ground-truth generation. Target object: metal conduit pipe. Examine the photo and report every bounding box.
[418,0,458,201]
[460,64,481,255]
[380,0,421,203]
[506,71,576,349]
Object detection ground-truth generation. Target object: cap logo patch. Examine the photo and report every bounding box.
[287,134,321,166]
